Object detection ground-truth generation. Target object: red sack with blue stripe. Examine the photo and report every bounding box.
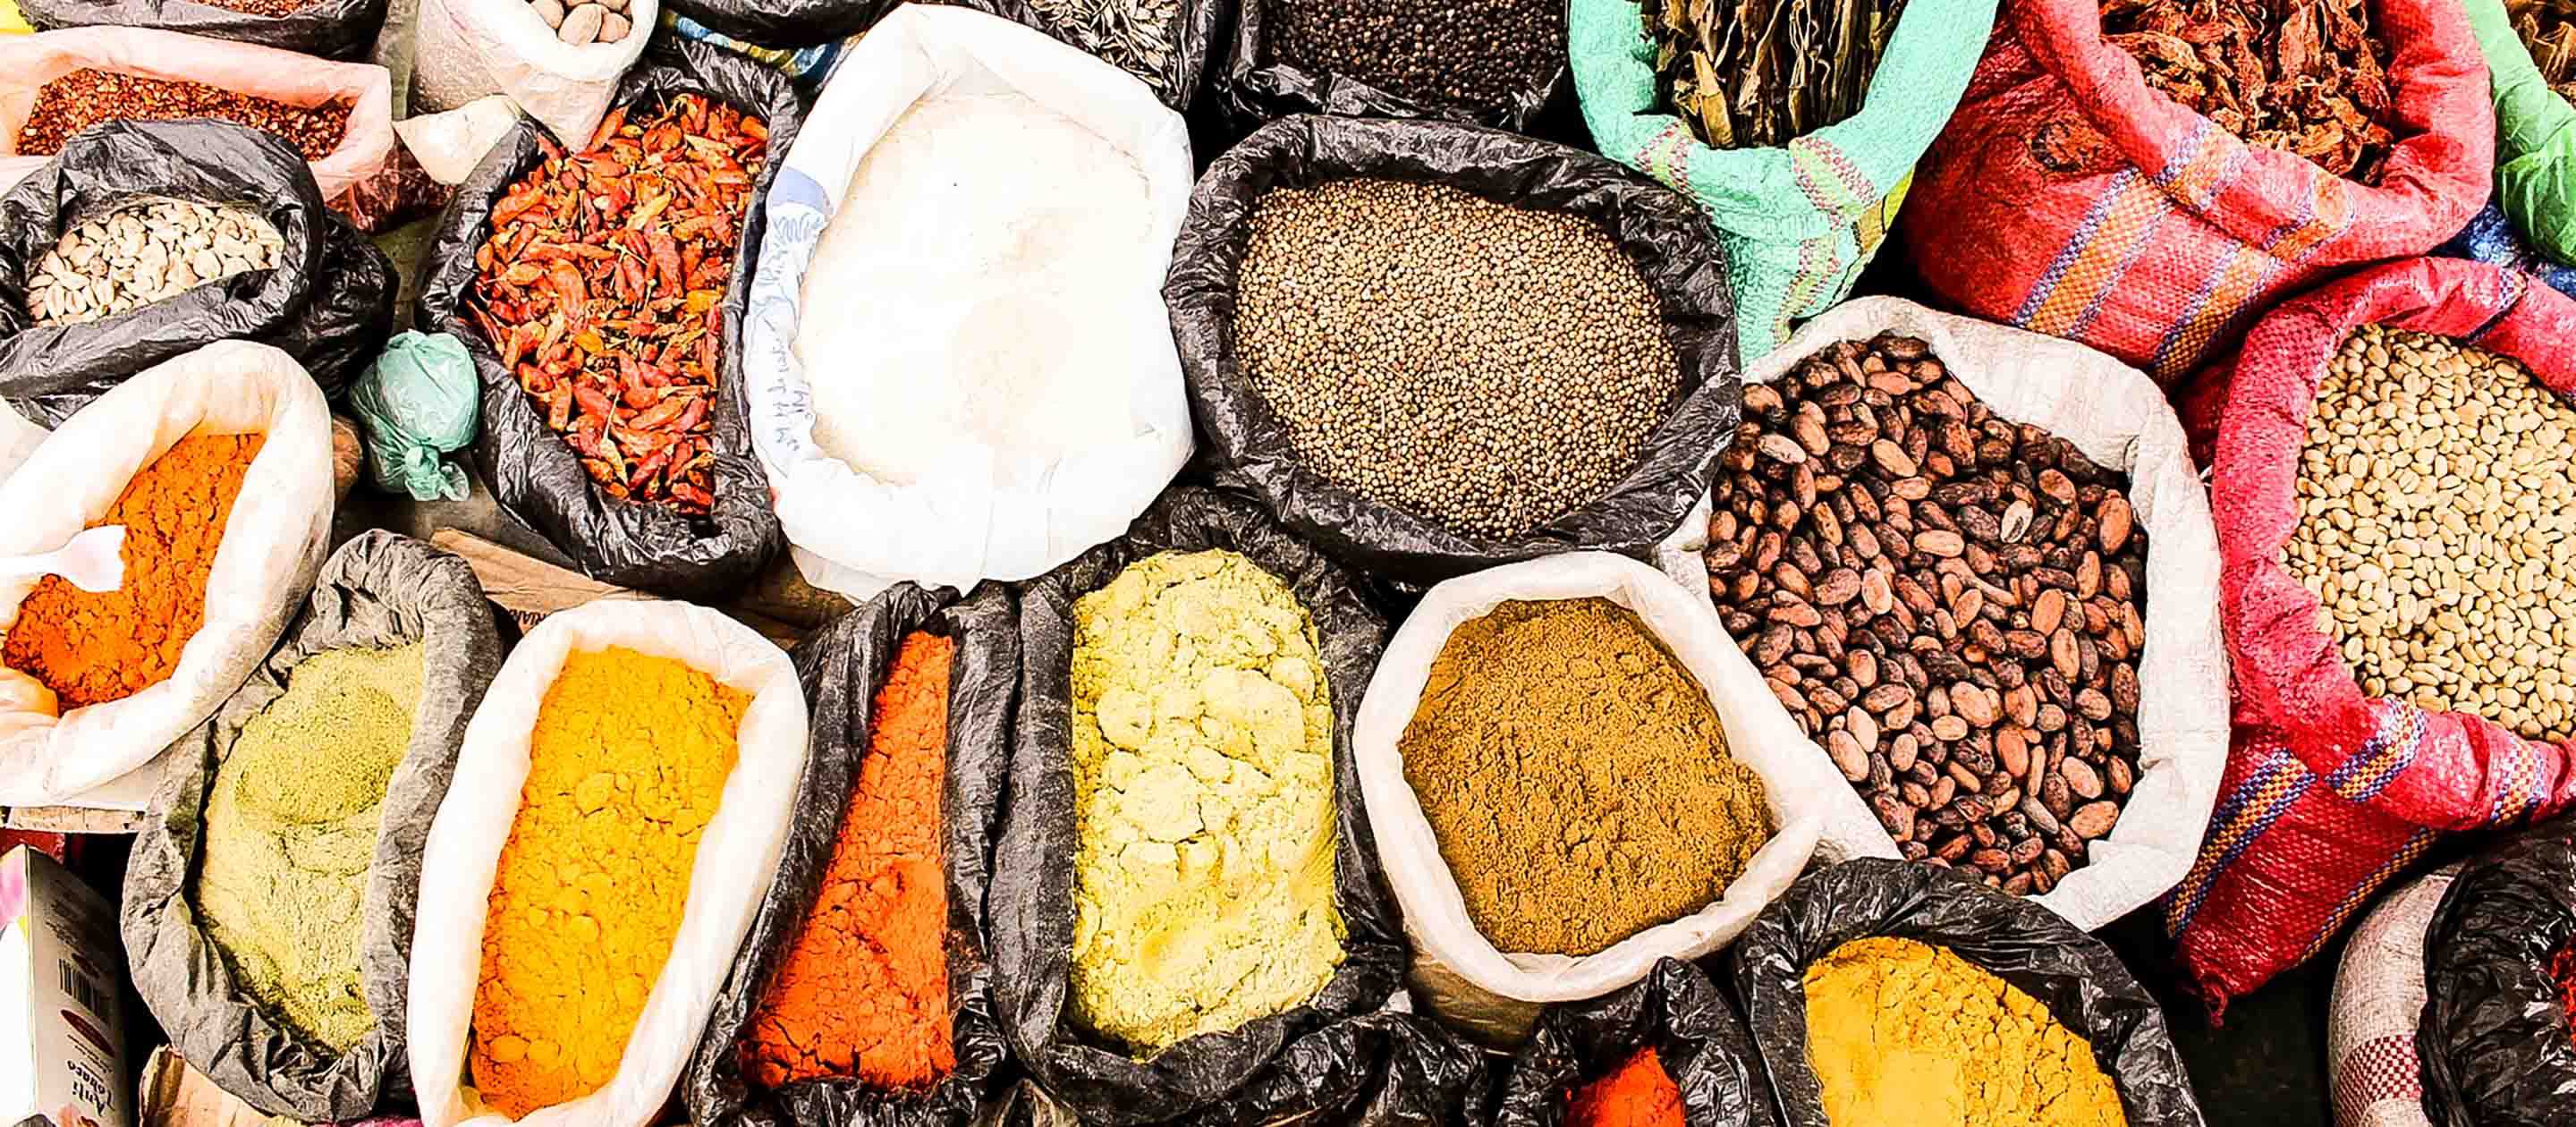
[2165,258,2576,1019]
[1897,0,2494,391]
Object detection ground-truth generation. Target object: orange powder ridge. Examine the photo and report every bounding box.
[1568,1046,1686,1127]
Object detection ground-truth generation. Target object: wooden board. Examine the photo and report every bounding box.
[428,530,806,649]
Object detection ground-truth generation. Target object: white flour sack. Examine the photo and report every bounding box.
[742,4,1195,598]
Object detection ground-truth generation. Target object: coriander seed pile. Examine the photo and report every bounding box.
[1263,0,1563,114]
[1233,177,1681,540]
[2285,325,2576,741]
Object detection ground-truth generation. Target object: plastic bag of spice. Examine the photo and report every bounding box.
[1738,858,2207,1127]
[1564,0,1988,364]
[1166,114,1741,587]
[122,530,505,1121]
[1352,551,1838,1043]
[992,1012,1488,1127]
[1495,957,1775,1127]
[17,0,385,61]
[2165,258,2576,1018]
[1218,0,1565,131]
[1691,296,2228,932]
[410,0,659,153]
[2324,865,2455,1127]
[2465,0,2576,274]
[406,597,809,1127]
[744,4,1193,601]
[1893,0,2495,391]
[682,583,1015,1127]
[0,118,399,427]
[414,38,798,600]
[0,27,398,208]
[2419,817,2576,1124]
[0,338,335,809]
[997,486,1479,1125]
[935,0,1225,112]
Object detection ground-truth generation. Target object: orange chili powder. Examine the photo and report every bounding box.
[741,631,956,1089]
[2,433,263,709]
[1569,1047,1687,1127]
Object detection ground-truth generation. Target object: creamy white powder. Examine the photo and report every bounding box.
[797,90,1158,488]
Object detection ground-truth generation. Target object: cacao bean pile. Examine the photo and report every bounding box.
[1703,334,2150,895]
[26,199,283,326]
[2284,325,2576,742]
[15,72,353,162]
[2101,0,2397,181]
[468,94,767,515]
[1263,0,1564,114]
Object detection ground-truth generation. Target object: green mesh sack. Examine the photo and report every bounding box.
[2467,0,2576,269]
[1568,0,1993,363]
[348,331,479,502]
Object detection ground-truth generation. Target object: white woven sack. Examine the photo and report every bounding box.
[0,398,40,483]
[1684,296,2230,930]
[1354,551,1835,1040]
[0,340,333,809]
[2327,864,2454,1127]
[408,0,656,150]
[406,599,808,1127]
[742,4,1194,599]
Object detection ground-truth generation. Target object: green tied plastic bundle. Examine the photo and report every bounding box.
[2466,0,2576,270]
[349,331,479,502]
[1567,0,1994,364]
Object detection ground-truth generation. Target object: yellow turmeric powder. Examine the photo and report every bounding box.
[468,648,750,1118]
[1801,936,2125,1127]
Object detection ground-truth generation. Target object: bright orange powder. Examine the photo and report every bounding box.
[740,631,955,1089]
[1569,1047,1686,1127]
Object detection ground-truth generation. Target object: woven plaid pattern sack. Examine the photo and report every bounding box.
[1566,0,1991,365]
[1897,0,2493,390]
[2164,258,2576,1018]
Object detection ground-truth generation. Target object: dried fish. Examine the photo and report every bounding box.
[2103,0,2398,182]
[1647,0,1906,149]
[2510,0,2576,102]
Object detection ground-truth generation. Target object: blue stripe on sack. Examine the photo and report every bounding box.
[2012,168,2142,326]
[2165,749,2319,934]
[2322,705,2424,804]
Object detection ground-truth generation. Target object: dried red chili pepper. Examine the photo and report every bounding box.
[16,71,352,161]
[2101,0,2397,182]
[2553,943,2576,1043]
[468,93,767,515]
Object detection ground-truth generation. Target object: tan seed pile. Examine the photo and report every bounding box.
[2286,325,2576,741]
[29,199,283,326]
[1234,177,1681,540]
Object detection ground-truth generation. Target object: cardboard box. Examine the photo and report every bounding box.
[0,845,130,1127]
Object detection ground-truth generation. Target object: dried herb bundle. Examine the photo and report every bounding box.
[2103,0,2397,182]
[1644,0,1907,150]
[2511,0,2576,102]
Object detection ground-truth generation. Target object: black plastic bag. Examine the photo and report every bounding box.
[2419,814,2576,1127]
[660,0,900,57]
[0,120,397,428]
[119,530,506,1121]
[1736,859,2206,1127]
[1000,1011,1488,1127]
[995,486,1418,1125]
[19,0,388,62]
[1219,1,1566,130]
[936,0,1230,113]
[1497,959,1774,1127]
[1165,114,1740,585]
[683,583,1018,1127]
[415,38,796,600]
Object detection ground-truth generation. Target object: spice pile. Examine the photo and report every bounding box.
[1802,936,2126,1126]
[1067,549,1345,1054]
[3,433,263,711]
[15,72,353,160]
[740,632,954,1090]
[524,0,636,47]
[189,0,311,14]
[194,643,425,1055]
[27,199,284,327]
[470,94,767,515]
[2282,326,2576,741]
[1262,0,1563,114]
[1703,335,2150,895]
[2101,0,2396,181]
[1028,0,1182,93]
[1645,0,1908,148]
[1233,178,1680,540]
[2512,0,2576,101]
[1566,1048,1684,1127]
[1398,597,1769,955]
[2552,943,2576,1036]
[470,648,748,1116]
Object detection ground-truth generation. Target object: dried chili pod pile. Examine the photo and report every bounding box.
[467,93,767,515]
[15,71,354,161]
[2101,0,2398,181]
[1644,0,1908,149]
[2512,0,2576,101]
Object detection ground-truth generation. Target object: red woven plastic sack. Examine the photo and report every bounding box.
[2165,258,2576,1020]
[1899,0,2494,390]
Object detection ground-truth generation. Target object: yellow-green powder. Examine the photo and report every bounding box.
[192,642,426,1053]
[1067,549,1346,1054]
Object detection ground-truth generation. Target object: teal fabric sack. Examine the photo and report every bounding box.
[1568,0,1993,363]
[2466,0,2576,269]
[348,331,478,502]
